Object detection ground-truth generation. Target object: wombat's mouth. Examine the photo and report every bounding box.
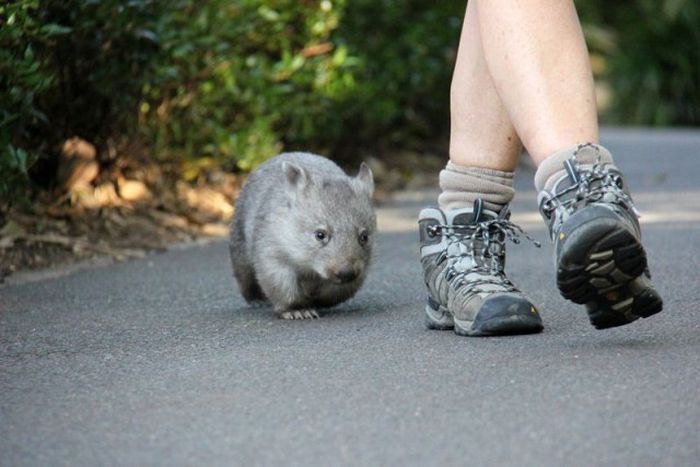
[329,278,355,285]
[314,265,363,285]
[329,268,360,284]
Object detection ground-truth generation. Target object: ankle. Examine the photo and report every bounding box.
[534,143,615,192]
[438,162,515,213]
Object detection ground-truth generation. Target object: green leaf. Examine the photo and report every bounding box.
[13,147,28,174]
[663,0,687,20]
[135,29,158,43]
[40,23,73,36]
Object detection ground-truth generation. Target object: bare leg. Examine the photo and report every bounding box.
[420,2,546,338]
[450,1,522,171]
[475,0,598,165]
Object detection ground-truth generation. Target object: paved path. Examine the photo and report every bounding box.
[2,129,699,466]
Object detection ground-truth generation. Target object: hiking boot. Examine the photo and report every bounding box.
[418,199,543,336]
[537,144,663,329]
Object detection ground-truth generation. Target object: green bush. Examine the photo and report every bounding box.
[578,0,700,125]
[603,0,700,125]
[1,1,48,204]
[335,2,462,149]
[142,0,360,170]
[1,0,162,205]
[32,0,162,143]
[2,0,699,207]
[143,0,462,170]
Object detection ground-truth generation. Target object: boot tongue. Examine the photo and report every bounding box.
[447,199,499,226]
[445,199,501,273]
[547,160,581,200]
[544,144,615,195]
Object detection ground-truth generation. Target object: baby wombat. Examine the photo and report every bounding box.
[229,152,376,319]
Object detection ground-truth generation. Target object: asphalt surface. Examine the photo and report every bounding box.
[2,129,700,466]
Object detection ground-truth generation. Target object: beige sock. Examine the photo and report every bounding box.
[534,143,615,192]
[438,161,515,213]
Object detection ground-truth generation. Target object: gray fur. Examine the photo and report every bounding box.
[229,152,376,319]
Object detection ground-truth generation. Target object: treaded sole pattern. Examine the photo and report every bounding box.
[585,279,663,329]
[557,223,662,329]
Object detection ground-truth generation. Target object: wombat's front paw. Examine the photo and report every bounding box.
[279,309,320,320]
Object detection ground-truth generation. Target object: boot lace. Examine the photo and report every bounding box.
[428,209,540,300]
[541,143,641,223]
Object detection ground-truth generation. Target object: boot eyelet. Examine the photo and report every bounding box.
[427,225,440,238]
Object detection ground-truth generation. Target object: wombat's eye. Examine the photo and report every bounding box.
[314,229,328,242]
[358,230,369,245]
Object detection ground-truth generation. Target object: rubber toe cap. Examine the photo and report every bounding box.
[470,294,544,336]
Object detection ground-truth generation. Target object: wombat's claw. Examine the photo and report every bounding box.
[279,309,320,320]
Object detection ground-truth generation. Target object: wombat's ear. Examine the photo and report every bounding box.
[282,161,308,193]
[354,162,374,197]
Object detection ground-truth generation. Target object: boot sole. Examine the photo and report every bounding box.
[557,220,662,328]
[585,279,663,329]
[425,299,543,337]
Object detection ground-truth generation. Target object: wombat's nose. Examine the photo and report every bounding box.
[333,266,358,283]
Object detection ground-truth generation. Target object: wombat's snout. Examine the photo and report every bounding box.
[331,265,359,283]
